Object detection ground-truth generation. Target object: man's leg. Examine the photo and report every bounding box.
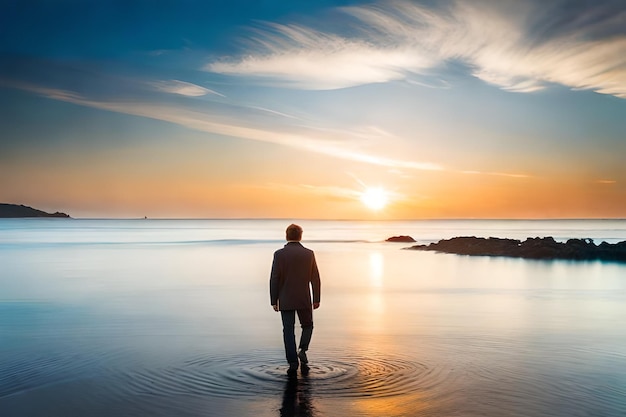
[280,310,298,368]
[296,308,314,363]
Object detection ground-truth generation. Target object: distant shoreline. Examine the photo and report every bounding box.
[0,203,70,218]
[1,205,625,222]
[2,215,626,221]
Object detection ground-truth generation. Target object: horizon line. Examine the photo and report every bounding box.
[9,217,626,221]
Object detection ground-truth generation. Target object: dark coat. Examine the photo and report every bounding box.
[270,242,321,310]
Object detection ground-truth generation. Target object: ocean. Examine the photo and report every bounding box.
[1,219,625,417]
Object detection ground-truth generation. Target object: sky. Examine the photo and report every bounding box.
[1,0,625,219]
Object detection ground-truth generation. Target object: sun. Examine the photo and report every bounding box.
[360,187,389,211]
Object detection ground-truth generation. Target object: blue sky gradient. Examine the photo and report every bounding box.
[1,0,625,218]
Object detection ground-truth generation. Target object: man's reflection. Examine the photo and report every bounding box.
[280,372,315,417]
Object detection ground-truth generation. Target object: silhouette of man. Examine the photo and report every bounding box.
[270,224,321,374]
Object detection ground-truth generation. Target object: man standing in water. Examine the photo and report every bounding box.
[270,224,321,374]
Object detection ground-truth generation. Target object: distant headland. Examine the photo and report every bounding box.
[403,236,626,262]
[0,203,70,218]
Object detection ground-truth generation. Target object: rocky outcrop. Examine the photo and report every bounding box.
[0,203,70,218]
[407,236,626,262]
[386,235,416,242]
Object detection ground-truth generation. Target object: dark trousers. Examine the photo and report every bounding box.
[280,309,313,364]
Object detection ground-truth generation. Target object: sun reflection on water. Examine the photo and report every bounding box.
[368,252,384,288]
[365,251,386,333]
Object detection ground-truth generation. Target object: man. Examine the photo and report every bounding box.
[270,224,321,374]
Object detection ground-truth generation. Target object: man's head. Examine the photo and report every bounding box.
[286,224,303,241]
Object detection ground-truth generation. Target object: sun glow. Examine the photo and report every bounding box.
[360,187,389,211]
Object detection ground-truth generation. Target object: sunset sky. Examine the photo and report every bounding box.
[1,0,625,219]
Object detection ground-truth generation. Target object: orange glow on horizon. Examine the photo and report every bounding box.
[1,148,623,219]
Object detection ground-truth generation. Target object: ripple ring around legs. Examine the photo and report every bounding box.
[120,349,449,400]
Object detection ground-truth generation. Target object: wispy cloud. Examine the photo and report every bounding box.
[206,0,626,98]
[9,80,442,172]
[148,80,224,97]
[287,183,361,200]
[246,105,300,120]
[461,170,530,179]
[264,181,407,206]
[5,83,86,102]
[206,22,435,89]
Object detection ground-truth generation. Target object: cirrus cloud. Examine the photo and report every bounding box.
[148,79,224,97]
[207,23,435,89]
[206,0,626,98]
[7,80,443,173]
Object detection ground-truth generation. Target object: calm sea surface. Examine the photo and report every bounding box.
[1,219,625,417]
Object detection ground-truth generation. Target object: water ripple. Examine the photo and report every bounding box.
[120,349,449,399]
[0,349,123,398]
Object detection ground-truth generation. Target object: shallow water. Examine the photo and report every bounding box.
[1,219,625,416]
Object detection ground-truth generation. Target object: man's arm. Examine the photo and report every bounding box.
[269,251,281,310]
[310,252,321,309]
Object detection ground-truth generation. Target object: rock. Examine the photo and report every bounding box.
[386,235,416,243]
[0,203,71,218]
[407,236,626,262]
